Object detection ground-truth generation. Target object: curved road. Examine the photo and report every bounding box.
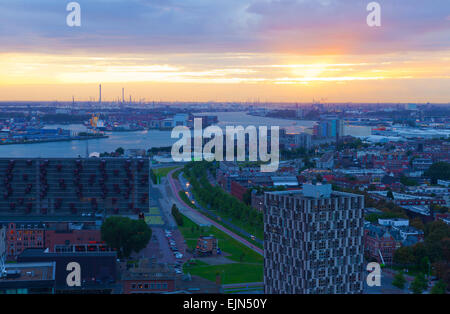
[167,167,263,256]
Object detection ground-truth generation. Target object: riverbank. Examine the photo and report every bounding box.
[0,135,109,145]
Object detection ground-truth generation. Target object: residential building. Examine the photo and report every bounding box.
[195,236,218,256]
[264,183,365,294]
[0,226,5,275]
[316,152,334,169]
[1,222,45,260]
[251,191,265,212]
[0,158,149,215]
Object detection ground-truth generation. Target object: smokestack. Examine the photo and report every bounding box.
[99,84,102,104]
[122,88,124,103]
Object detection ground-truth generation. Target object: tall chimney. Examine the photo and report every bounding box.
[99,84,102,104]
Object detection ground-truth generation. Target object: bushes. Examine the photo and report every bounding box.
[172,204,183,226]
[392,272,406,289]
[183,162,263,231]
[150,169,158,184]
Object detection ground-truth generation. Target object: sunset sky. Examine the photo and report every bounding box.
[0,0,449,102]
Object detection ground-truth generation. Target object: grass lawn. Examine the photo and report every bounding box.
[183,263,263,285]
[149,207,160,215]
[179,214,262,264]
[207,208,264,243]
[153,166,179,177]
[145,215,164,225]
[172,168,183,180]
[178,213,263,284]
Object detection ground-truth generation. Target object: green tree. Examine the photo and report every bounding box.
[410,273,428,294]
[410,217,425,231]
[392,272,406,289]
[394,246,415,267]
[424,162,450,184]
[115,147,125,155]
[387,190,394,199]
[101,216,152,259]
[172,204,184,226]
[430,280,447,294]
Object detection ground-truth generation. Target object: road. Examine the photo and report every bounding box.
[178,172,264,247]
[167,167,263,256]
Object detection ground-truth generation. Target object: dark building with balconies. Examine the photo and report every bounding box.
[263,183,365,294]
[0,158,149,215]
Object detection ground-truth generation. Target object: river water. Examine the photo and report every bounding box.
[0,112,366,158]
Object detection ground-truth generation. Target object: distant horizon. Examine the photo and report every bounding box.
[0,98,449,106]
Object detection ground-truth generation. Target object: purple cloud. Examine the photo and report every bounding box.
[0,0,448,54]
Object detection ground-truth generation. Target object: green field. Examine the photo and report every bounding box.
[153,166,179,178]
[145,215,164,225]
[149,206,160,215]
[183,263,263,285]
[179,214,263,284]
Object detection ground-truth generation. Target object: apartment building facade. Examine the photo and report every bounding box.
[263,184,365,294]
[0,158,149,215]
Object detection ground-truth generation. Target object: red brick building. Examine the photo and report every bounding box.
[230,180,248,201]
[364,224,401,265]
[195,236,218,256]
[45,223,103,253]
[122,260,176,294]
[1,221,104,259]
[1,222,45,260]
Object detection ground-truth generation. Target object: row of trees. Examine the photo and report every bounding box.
[393,220,450,291]
[393,272,447,294]
[183,161,264,232]
[171,204,184,226]
[150,169,158,184]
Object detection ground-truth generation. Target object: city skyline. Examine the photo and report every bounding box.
[0,0,449,102]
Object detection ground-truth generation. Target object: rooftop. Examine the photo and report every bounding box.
[1,262,55,282]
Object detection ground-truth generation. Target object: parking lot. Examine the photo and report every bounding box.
[132,226,191,272]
